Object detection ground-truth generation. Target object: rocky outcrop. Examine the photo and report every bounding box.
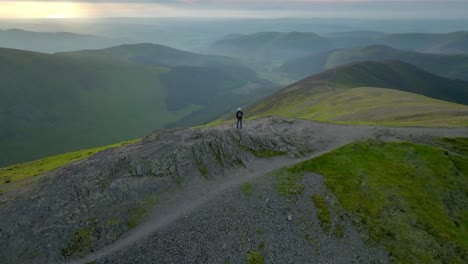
[0,117,325,263]
[1,116,467,264]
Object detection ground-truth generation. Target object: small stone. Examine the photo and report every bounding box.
[136,165,143,176]
[287,214,292,221]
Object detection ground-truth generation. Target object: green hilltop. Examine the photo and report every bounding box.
[249,61,468,127]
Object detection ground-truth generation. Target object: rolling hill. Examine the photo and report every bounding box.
[374,31,468,54]
[0,28,131,53]
[281,45,468,80]
[323,31,468,54]
[57,43,246,70]
[0,47,273,166]
[211,32,332,62]
[250,61,468,127]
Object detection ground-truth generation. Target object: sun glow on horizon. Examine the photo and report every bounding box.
[0,1,84,18]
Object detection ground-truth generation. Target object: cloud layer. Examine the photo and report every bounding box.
[0,0,467,18]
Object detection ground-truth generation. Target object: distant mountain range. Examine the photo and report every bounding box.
[249,60,468,127]
[324,31,468,54]
[211,31,468,64]
[211,32,332,62]
[0,45,273,166]
[281,45,468,80]
[0,29,133,53]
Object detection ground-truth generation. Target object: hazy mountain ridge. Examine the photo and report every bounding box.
[211,31,332,62]
[281,45,468,80]
[324,30,468,53]
[57,43,245,69]
[0,28,133,53]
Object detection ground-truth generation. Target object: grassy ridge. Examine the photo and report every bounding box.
[250,87,468,127]
[0,139,139,194]
[248,61,468,127]
[325,46,468,81]
[288,139,468,263]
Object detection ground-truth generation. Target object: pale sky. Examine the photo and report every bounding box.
[0,0,467,19]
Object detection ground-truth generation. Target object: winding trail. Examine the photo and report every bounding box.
[68,118,468,264]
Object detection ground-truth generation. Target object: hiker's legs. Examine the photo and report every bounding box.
[237,118,243,129]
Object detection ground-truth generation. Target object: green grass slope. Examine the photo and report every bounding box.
[0,48,179,166]
[287,139,468,263]
[0,139,139,194]
[0,47,272,166]
[252,87,468,127]
[282,45,468,80]
[249,61,468,127]
[319,61,468,105]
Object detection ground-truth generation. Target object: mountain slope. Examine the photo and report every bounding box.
[0,29,130,53]
[211,32,332,62]
[281,45,468,80]
[1,117,467,263]
[250,61,468,127]
[0,47,273,166]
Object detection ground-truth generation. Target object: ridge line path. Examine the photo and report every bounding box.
[69,118,468,264]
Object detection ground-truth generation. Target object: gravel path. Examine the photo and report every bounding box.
[97,173,389,264]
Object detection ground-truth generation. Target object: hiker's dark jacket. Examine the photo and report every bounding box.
[236,111,244,119]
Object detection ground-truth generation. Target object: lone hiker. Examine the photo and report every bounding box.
[236,107,244,129]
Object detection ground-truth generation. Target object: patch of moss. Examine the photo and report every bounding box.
[241,182,253,196]
[62,224,98,257]
[274,169,304,196]
[333,224,345,238]
[438,137,468,157]
[289,140,468,263]
[311,194,331,233]
[126,193,162,229]
[106,218,121,226]
[128,207,147,229]
[241,146,286,158]
[247,250,264,264]
[199,165,209,178]
[256,227,265,235]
